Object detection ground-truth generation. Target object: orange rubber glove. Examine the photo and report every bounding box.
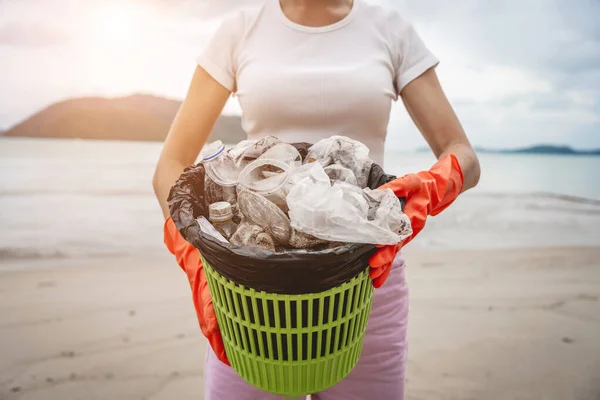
[164,217,229,366]
[369,154,464,288]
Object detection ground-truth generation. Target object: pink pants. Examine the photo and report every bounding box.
[204,254,409,400]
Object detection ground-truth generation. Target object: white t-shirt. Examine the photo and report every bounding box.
[197,0,438,166]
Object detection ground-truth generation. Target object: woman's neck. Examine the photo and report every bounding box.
[279,0,353,28]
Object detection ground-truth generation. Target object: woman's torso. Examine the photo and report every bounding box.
[197,0,438,166]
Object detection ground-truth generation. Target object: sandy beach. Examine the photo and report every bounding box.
[2,246,599,400]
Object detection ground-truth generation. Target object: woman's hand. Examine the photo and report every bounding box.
[164,217,230,365]
[369,68,480,288]
[369,154,464,287]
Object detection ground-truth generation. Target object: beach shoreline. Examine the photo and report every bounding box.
[2,246,599,400]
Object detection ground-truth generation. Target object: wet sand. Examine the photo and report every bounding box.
[1,247,599,400]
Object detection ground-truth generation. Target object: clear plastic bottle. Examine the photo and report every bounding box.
[209,202,238,239]
[201,141,239,206]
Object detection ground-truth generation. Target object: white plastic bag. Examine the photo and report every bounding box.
[286,164,412,245]
[305,136,373,188]
[363,188,412,238]
[284,162,330,194]
[324,165,358,186]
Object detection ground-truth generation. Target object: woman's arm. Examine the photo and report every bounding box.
[401,68,481,191]
[153,66,231,218]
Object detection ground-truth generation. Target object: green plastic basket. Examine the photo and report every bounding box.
[202,253,375,398]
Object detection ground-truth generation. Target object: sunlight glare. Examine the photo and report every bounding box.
[93,5,146,49]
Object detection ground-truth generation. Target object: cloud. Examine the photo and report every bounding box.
[0,0,598,149]
[383,0,600,149]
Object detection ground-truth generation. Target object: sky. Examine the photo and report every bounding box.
[0,0,599,150]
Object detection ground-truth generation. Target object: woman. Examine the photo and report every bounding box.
[153,0,480,398]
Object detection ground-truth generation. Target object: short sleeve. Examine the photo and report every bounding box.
[392,16,439,96]
[196,13,245,92]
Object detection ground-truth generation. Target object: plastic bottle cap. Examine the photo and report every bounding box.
[209,201,233,222]
[201,141,225,162]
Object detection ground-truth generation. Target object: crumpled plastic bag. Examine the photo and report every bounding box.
[167,163,206,239]
[305,136,373,188]
[282,162,330,195]
[324,164,358,185]
[286,163,412,245]
[362,187,412,237]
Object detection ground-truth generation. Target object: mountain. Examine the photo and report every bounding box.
[2,94,245,143]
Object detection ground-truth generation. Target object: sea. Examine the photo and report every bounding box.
[1,137,600,262]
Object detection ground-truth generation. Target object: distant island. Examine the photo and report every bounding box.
[419,145,600,156]
[479,145,600,155]
[496,145,600,155]
[1,94,245,143]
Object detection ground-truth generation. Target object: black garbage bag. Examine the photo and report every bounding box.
[167,142,398,295]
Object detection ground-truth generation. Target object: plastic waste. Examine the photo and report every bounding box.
[168,136,405,253]
[201,141,240,186]
[237,189,292,244]
[324,165,358,185]
[362,188,412,237]
[290,142,312,162]
[237,159,291,211]
[168,146,406,294]
[230,221,276,251]
[204,177,237,207]
[230,221,262,246]
[339,181,370,215]
[209,202,238,239]
[258,143,302,168]
[283,161,331,195]
[167,163,207,239]
[305,136,373,188]
[289,229,330,249]
[197,216,229,244]
[201,141,239,206]
[253,232,276,251]
[235,136,281,164]
[286,163,411,245]
[228,139,258,168]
